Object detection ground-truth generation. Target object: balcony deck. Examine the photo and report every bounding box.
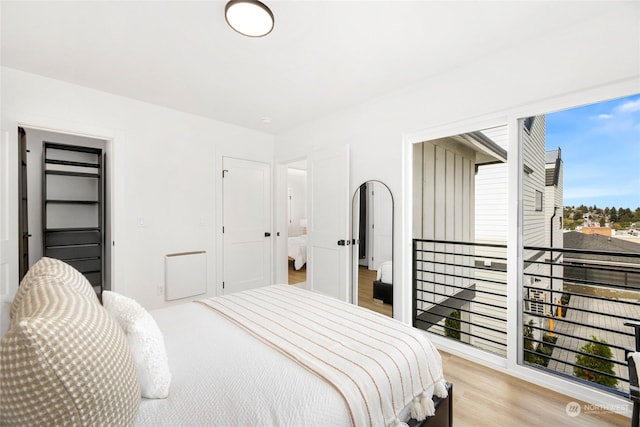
[548,292,639,393]
[442,350,629,426]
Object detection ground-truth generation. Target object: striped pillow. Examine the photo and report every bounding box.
[0,276,140,426]
[10,257,98,321]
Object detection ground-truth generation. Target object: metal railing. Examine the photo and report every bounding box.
[412,238,640,397]
[523,244,640,396]
[413,239,508,357]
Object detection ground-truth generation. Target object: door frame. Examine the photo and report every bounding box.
[18,127,28,280]
[275,157,308,285]
[14,121,117,292]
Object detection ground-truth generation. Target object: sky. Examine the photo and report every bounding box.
[545,93,640,211]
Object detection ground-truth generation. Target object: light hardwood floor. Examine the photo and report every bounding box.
[288,262,393,317]
[287,259,306,284]
[357,265,392,317]
[441,351,630,426]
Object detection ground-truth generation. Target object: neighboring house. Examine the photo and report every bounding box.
[583,226,613,237]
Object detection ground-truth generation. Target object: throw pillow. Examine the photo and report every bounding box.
[0,277,140,426]
[102,290,172,399]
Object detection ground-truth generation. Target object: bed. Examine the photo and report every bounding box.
[136,285,450,426]
[287,234,307,270]
[1,257,451,427]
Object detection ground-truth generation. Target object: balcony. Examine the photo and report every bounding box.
[413,238,640,398]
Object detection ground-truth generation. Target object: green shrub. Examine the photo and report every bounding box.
[444,310,461,340]
[523,322,558,367]
[523,320,538,364]
[574,336,618,389]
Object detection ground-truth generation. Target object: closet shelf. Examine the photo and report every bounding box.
[43,141,104,296]
[45,227,101,233]
[45,170,100,178]
[45,158,100,169]
[45,199,99,205]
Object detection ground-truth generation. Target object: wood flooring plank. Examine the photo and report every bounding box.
[440,351,630,426]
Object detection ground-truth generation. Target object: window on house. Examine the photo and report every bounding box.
[535,190,543,211]
[523,117,535,134]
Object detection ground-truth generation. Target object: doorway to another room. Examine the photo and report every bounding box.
[18,127,111,295]
[286,160,307,285]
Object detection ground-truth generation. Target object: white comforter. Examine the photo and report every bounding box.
[135,300,351,426]
[199,285,446,427]
[136,285,446,427]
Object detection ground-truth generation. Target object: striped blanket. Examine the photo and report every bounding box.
[197,285,447,427]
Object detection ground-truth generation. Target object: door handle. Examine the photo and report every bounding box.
[337,240,351,246]
[265,232,271,237]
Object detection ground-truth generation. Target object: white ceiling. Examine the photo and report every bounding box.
[0,1,615,134]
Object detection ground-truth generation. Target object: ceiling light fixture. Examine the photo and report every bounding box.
[225,0,274,38]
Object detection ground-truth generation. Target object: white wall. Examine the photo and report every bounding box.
[273,3,639,414]
[1,67,274,314]
[274,3,639,322]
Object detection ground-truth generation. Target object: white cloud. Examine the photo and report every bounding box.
[616,98,640,114]
[597,114,613,119]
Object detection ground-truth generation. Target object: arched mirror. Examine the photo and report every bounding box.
[352,180,393,318]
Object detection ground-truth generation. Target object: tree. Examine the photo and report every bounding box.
[599,217,606,227]
[444,310,461,340]
[574,336,618,389]
[610,207,618,222]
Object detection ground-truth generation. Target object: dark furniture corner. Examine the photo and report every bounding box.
[625,321,640,427]
[373,279,393,304]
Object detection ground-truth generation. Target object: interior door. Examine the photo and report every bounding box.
[307,145,349,300]
[18,127,29,279]
[222,157,271,294]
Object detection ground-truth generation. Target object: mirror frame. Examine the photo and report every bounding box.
[351,180,394,317]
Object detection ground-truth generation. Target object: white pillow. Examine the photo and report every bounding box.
[102,291,172,399]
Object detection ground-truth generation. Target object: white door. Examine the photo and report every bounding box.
[307,146,349,301]
[222,157,271,294]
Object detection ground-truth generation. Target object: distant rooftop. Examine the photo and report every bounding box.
[546,148,561,164]
[545,148,562,186]
[564,231,640,265]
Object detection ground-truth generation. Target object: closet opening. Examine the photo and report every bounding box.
[18,126,112,296]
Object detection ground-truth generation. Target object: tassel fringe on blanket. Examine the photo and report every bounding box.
[409,379,449,422]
